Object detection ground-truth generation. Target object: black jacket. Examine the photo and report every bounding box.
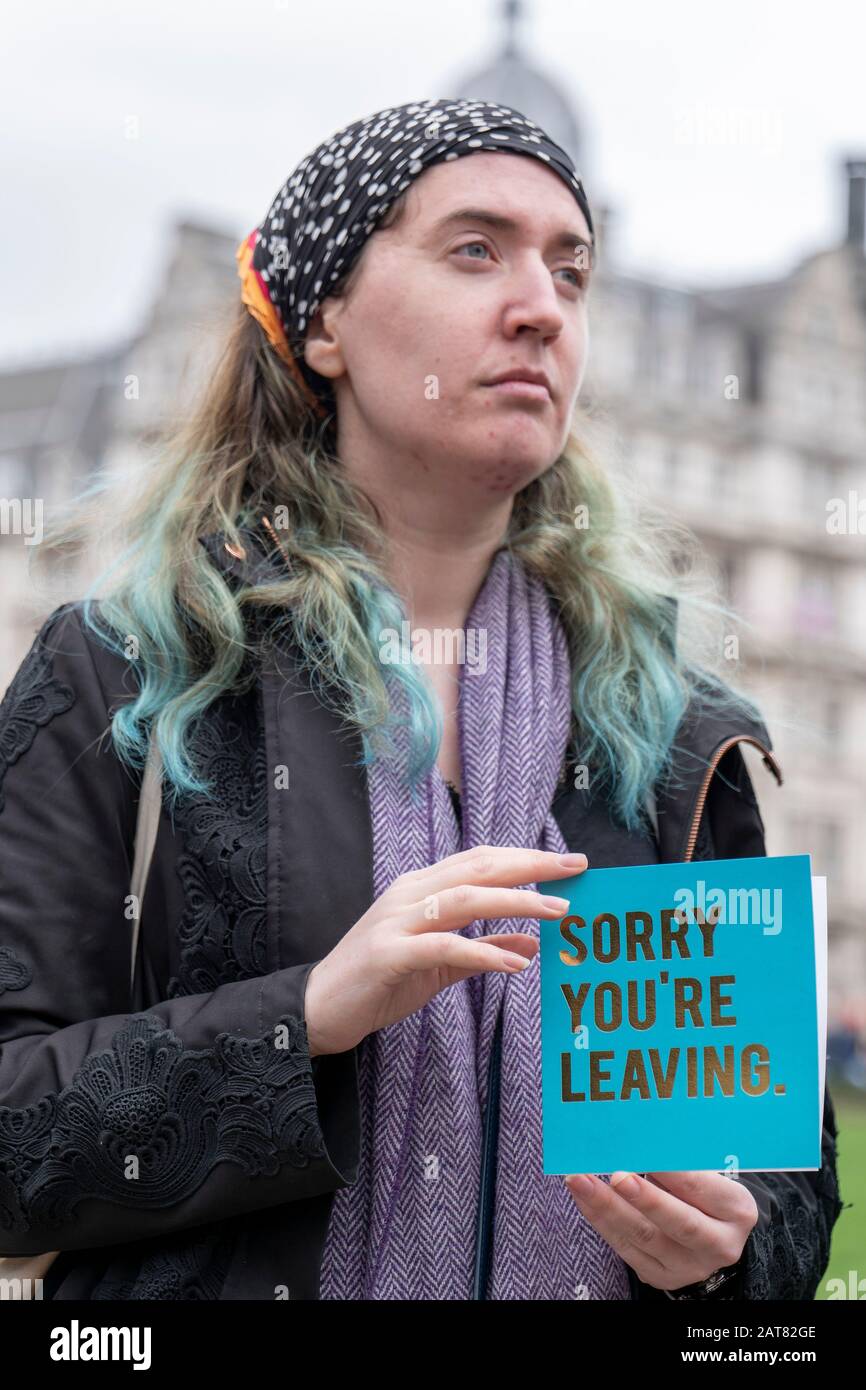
[0,525,843,1300]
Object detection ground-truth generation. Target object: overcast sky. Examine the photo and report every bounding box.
[3,0,864,369]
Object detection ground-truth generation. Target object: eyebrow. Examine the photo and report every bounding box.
[427,207,595,265]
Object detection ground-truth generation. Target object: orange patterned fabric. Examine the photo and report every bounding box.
[235,229,330,420]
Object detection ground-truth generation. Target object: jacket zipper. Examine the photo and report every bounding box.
[473,1008,503,1301]
[683,735,783,863]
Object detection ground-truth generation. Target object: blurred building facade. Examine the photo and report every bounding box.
[0,1,864,1017]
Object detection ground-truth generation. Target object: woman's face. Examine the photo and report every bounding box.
[304,151,593,498]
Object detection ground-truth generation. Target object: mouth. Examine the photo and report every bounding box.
[481,372,553,402]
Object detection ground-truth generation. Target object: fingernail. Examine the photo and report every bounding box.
[567,1174,593,1197]
[541,895,570,911]
[558,853,587,867]
[610,1171,641,1199]
[504,953,530,970]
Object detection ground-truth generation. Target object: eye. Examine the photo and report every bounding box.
[453,240,492,261]
[556,266,590,291]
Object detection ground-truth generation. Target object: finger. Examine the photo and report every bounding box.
[427,933,540,985]
[392,930,537,979]
[401,884,571,934]
[607,1172,734,1260]
[390,846,588,902]
[447,932,540,973]
[473,932,539,958]
[563,1174,673,1281]
[641,1170,757,1225]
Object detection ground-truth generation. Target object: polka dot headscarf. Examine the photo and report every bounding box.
[235,97,594,420]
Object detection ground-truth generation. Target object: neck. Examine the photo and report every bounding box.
[342,450,514,628]
[383,507,511,629]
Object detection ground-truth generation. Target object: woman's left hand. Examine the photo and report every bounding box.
[564,1170,759,1291]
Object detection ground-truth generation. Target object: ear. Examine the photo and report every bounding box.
[303,299,346,384]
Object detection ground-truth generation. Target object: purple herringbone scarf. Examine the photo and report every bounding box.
[318,549,632,1300]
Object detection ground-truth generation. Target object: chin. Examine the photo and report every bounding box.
[482,415,561,466]
[469,447,557,496]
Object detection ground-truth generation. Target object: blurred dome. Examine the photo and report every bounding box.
[448,0,588,173]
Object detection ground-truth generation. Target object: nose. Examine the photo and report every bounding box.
[500,255,566,340]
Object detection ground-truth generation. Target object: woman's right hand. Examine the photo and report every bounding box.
[303,845,588,1056]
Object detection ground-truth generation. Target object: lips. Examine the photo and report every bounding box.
[482,370,553,400]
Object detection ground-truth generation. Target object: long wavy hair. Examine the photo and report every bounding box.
[32,192,764,830]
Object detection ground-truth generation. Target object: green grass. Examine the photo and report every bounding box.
[816,1081,866,1299]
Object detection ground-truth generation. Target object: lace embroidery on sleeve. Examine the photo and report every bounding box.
[168,695,269,998]
[739,1124,844,1299]
[90,1233,235,1300]
[0,622,75,814]
[0,947,32,996]
[0,1011,324,1237]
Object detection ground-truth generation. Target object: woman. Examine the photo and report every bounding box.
[0,99,842,1300]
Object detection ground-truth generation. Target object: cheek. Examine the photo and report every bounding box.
[573,317,590,387]
[350,299,438,406]
[360,266,479,399]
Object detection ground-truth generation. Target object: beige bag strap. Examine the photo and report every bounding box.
[129,732,163,994]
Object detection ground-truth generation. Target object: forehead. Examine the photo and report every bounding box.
[397,150,592,246]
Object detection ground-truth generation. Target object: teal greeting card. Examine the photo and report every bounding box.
[538,854,823,1174]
